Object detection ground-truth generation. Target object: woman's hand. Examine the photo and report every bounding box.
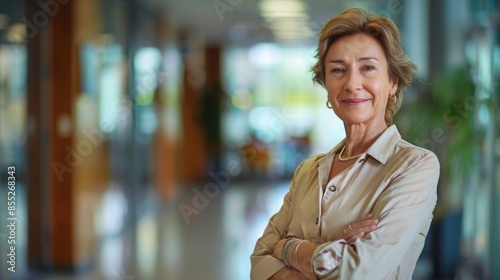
[272,239,309,279]
[342,214,378,243]
[272,238,316,280]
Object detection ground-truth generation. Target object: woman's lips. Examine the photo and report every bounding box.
[342,99,369,105]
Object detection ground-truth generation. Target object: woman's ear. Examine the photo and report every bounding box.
[390,77,399,96]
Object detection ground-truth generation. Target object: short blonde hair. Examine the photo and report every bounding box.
[312,8,416,125]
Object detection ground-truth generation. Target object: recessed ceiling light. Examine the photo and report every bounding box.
[259,0,308,18]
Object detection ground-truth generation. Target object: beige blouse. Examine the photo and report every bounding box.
[250,125,440,280]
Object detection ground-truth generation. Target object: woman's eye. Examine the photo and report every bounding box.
[331,68,344,73]
[363,65,376,71]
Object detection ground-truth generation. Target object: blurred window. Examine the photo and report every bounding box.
[222,45,345,178]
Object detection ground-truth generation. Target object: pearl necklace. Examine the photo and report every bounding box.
[337,145,364,162]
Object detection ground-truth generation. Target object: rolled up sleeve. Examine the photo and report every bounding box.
[250,163,304,280]
[312,241,346,278]
[312,152,440,279]
[250,210,288,280]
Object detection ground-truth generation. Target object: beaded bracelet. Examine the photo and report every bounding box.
[281,236,299,267]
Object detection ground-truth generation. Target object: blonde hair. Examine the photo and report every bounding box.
[312,8,416,125]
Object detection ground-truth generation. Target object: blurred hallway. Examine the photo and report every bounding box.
[0,0,499,279]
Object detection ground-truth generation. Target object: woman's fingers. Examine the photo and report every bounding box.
[343,214,379,242]
[351,218,378,231]
[353,214,373,222]
[344,229,365,241]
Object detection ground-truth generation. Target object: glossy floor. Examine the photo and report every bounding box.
[2,180,433,280]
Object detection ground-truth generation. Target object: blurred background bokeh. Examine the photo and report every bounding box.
[0,0,498,279]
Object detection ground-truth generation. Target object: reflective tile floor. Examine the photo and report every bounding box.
[1,180,433,280]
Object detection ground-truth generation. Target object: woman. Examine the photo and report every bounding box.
[250,8,439,280]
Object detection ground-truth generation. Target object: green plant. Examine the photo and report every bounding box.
[397,65,482,217]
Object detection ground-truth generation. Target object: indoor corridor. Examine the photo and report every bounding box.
[0,0,499,279]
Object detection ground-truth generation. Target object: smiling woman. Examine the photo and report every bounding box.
[324,34,397,130]
[250,8,439,280]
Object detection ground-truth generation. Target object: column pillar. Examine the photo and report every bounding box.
[180,34,207,182]
[49,0,75,267]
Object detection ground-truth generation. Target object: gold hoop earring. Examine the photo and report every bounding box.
[326,100,333,109]
[388,95,397,105]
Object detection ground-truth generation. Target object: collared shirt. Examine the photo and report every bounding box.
[250,125,440,280]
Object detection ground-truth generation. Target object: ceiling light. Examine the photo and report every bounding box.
[259,0,308,18]
[259,0,314,42]
[261,11,309,21]
[259,0,307,13]
[267,18,311,30]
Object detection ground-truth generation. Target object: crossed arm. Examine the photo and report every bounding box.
[251,153,439,280]
[268,214,378,280]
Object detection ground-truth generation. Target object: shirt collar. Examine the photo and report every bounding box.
[322,124,401,166]
[365,124,401,164]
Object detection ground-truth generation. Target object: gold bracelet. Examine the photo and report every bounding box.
[291,240,305,269]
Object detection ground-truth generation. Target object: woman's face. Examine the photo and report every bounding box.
[325,33,397,127]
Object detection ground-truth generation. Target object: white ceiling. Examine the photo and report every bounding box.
[150,0,399,45]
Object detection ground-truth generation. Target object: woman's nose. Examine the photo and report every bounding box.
[344,71,362,93]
